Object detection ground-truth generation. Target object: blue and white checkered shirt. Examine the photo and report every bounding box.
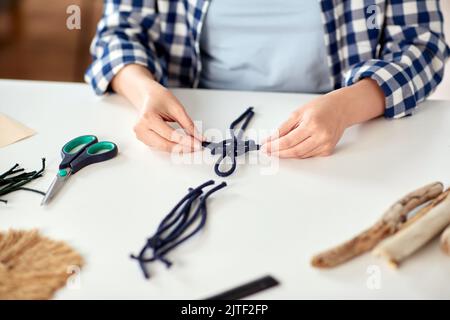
[86,0,450,118]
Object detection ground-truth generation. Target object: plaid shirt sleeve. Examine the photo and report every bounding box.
[85,0,164,95]
[344,0,450,118]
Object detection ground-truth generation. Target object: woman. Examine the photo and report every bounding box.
[86,0,449,158]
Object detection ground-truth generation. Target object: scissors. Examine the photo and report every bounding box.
[41,135,118,206]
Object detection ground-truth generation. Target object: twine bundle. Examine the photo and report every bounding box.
[0,229,83,299]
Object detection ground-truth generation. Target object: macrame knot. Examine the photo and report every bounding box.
[147,236,163,249]
[203,107,260,177]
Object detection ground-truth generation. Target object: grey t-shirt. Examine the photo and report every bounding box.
[199,0,332,93]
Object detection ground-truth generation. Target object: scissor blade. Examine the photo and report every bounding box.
[40,174,69,206]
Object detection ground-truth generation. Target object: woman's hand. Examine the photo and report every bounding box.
[111,64,203,152]
[262,79,385,158]
[261,92,347,158]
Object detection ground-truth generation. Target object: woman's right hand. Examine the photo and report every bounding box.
[111,64,203,152]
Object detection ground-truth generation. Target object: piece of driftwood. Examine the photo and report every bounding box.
[373,189,450,267]
[0,229,83,299]
[441,225,450,256]
[311,182,443,268]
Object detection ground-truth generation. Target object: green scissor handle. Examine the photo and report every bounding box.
[58,135,118,176]
[59,135,98,171]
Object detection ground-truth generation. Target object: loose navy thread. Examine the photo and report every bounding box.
[130,180,227,279]
[202,107,260,177]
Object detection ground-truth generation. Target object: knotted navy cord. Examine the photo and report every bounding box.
[130,180,227,279]
[202,107,260,177]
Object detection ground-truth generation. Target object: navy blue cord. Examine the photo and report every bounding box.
[203,107,260,177]
[130,180,227,279]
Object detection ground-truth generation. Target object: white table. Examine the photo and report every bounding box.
[1,79,450,299]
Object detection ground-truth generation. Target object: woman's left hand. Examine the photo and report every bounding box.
[261,79,385,158]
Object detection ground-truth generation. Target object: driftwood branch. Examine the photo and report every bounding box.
[311,182,443,268]
[373,189,450,267]
[441,225,450,256]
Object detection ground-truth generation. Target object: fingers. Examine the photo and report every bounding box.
[262,122,310,154]
[302,146,332,159]
[145,114,202,150]
[136,86,204,152]
[172,107,205,142]
[264,112,300,143]
[273,139,335,159]
[270,136,335,159]
[134,123,195,153]
[270,137,319,159]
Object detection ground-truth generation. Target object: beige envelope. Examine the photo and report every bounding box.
[0,112,36,148]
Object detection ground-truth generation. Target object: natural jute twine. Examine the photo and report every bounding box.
[0,229,83,299]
